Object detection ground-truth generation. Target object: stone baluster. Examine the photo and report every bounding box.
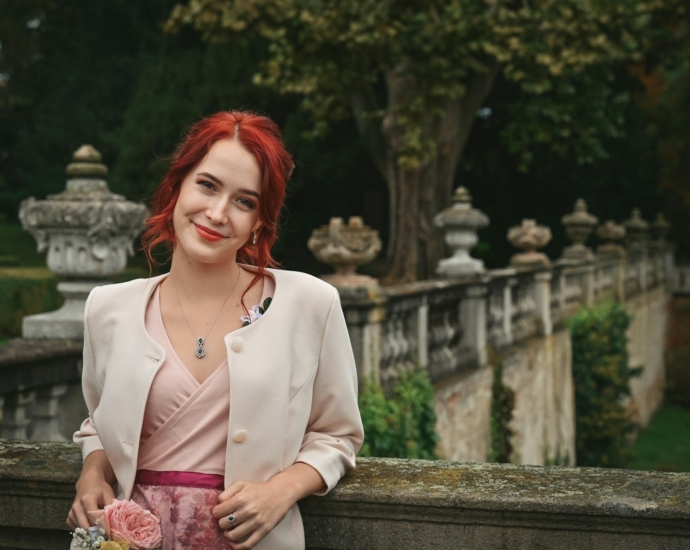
[30,384,69,441]
[460,284,488,367]
[581,265,596,308]
[433,187,489,277]
[534,271,552,336]
[1,391,35,439]
[561,199,598,261]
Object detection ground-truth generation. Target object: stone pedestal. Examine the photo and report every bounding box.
[22,281,106,339]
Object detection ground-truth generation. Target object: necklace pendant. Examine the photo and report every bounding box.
[195,337,206,358]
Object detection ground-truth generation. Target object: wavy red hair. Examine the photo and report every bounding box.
[141,111,293,302]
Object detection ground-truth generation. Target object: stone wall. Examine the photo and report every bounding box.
[626,286,668,427]
[1,440,689,550]
[434,329,575,466]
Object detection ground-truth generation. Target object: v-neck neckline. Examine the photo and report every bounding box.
[153,284,228,386]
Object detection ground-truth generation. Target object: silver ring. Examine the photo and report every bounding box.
[227,514,236,526]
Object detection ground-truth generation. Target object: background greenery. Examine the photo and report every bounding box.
[569,301,639,468]
[358,368,438,459]
[1,0,689,273]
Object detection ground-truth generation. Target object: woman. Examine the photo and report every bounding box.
[67,111,364,549]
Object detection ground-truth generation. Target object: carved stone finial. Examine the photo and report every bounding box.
[307,216,381,294]
[622,208,650,245]
[651,212,670,243]
[596,220,626,258]
[508,219,552,268]
[452,186,472,204]
[561,198,598,261]
[433,187,489,277]
[66,144,108,178]
[18,144,148,339]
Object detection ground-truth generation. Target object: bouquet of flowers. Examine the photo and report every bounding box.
[70,499,162,550]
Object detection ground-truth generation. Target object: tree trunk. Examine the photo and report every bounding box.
[368,59,503,283]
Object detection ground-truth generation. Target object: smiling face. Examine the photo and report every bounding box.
[172,138,262,267]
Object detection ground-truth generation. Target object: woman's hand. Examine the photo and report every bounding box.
[213,463,326,549]
[67,450,116,530]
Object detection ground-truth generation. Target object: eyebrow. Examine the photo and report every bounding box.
[197,172,260,199]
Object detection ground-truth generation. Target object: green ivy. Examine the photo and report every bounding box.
[488,359,515,463]
[569,301,641,468]
[358,367,438,459]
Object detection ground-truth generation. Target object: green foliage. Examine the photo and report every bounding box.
[628,404,690,473]
[167,0,684,167]
[358,367,438,459]
[0,267,62,339]
[0,266,147,339]
[569,301,640,468]
[488,359,514,463]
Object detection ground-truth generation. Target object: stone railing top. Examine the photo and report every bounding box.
[1,440,688,522]
[0,338,83,395]
[0,338,82,369]
[336,458,690,521]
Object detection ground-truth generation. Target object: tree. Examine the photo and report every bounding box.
[166,0,682,282]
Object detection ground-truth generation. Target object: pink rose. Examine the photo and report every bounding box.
[88,500,162,550]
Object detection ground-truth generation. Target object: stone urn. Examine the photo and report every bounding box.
[651,212,670,243]
[18,145,149,338]
[596,220,626,258]
[433,186,489,277]
[622,208,650,245]
[561,198,598,261]
[507,219,552,269]
[308,216,382,293]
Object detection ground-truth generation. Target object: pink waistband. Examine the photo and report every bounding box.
[135,469,225,491]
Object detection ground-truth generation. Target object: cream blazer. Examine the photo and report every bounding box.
[73,267,364,550]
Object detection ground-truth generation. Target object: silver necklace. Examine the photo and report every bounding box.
[170,266,242,359]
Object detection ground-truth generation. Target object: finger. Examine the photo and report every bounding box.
[232,529,267,550]
[223,520,256,545]
[218,510,241,531]
[73,504,92,530]
[218,481,245,502]
[100,486,116,507]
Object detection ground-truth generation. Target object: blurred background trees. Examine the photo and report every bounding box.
[0,0,688,278]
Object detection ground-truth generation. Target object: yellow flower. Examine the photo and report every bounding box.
[101,541,130,550]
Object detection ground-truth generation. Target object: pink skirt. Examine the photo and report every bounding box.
[131,470,234,550]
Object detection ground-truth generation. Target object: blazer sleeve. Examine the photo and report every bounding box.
[295,286,364,495]
[72,286,106,460]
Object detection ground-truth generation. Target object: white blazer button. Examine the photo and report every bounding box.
[230,337,244,352]
[233,430,248,443]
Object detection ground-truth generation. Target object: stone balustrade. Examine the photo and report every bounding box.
[0,439,689,549]
[0,340,85,442]
[342,241,673,388]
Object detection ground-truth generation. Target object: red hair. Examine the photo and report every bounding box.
[141,111,293,304]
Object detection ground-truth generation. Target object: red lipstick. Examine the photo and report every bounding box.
[194,223,227,242]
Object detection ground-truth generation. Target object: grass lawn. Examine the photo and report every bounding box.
[627,403,690,473]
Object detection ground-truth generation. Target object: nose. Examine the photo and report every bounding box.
[205,197,229,225]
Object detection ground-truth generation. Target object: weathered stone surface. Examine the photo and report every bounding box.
[503,330,575,466]
[0,339,82,396]
[626,286,668,427]
[2,441,689,549]
[434,365,493,462]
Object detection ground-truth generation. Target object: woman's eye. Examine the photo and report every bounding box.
[237,198,255,209]
[197,180,216,191]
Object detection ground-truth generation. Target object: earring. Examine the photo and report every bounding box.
[252,229,257,245]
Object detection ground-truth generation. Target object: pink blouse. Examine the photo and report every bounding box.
[137,276,275,476]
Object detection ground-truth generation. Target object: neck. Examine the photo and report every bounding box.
[168,247,244,300]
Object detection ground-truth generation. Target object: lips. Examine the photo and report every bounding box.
[193,223,227,241]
